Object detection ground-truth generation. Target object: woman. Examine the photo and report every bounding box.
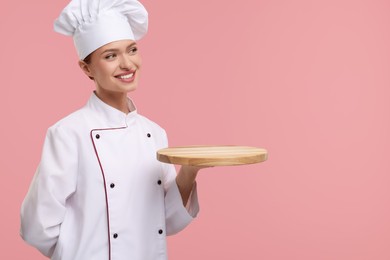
[20,1,200,259]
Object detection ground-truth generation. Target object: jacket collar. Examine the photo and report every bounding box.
[87,91,138,127]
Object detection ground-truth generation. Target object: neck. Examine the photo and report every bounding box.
[94,89,130,114]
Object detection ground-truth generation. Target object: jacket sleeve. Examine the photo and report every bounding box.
[160,131,200,236]
[20,125,78,257]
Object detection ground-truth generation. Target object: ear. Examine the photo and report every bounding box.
[78,60,94,79]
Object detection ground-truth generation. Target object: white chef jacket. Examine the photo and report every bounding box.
[20,92,199,260]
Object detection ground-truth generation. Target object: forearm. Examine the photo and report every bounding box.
[176,166,199,206]
[20,187,63,257]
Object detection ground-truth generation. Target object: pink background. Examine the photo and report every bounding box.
[1,0,390,259]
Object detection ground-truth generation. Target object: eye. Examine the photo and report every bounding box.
[105,53,116,60]
[129,47,138,55]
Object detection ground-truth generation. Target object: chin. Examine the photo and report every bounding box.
[115,82,138,93]
[126,87,137,93]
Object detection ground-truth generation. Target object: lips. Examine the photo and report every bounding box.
[115,70,136,82]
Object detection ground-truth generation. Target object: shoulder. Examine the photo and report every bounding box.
[136,113,166,135]
[46,106,90,138]
[135,113,169,147]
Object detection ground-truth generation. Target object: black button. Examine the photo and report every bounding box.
[110,183,115,188]
[147,133,151,138]
[157,180,162,185]
[95,134,100,139]
[158,229,163,234]
[113,233,118,239]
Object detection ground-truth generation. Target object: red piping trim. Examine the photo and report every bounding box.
[90,127,126,260]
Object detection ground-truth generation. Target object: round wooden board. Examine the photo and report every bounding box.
[157,145,268,166]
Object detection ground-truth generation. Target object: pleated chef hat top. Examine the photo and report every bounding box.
[54,0,148,60]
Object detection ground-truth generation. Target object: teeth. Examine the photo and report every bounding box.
[119,73,134,79]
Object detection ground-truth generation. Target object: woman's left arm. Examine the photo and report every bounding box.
[159,130,202,235]
[176,166,201,207]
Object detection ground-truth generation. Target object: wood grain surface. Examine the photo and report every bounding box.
[157,145,268,166]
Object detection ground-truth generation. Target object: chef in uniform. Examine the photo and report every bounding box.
[20,0,200,259]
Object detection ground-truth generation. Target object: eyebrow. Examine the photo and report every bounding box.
[100,42,137,55]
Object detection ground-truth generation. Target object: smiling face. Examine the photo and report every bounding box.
[79,39,141,97]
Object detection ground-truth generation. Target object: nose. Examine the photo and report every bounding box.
[119,55,135,70]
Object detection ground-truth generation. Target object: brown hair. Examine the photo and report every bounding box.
[83,54,94,80]
[83,53,92,64]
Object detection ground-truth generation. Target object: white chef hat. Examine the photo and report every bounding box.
[54,0,148,60]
